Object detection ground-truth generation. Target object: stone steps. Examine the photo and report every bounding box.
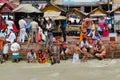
[17,35,120,59]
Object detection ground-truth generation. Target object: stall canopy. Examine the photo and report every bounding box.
[13,4,41,13]
[44,12,61,17]
[111,7,120,21]
[67,8,86,16]
[52,16,66,20]
[89,7,107,17]
[42,3,65,17]
[112,6,120,13]
[67,8,86,24]
[0,3,17,13]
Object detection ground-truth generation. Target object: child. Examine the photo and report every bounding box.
[3,42,9,61]
[52,43,60,64]
[44,48,53,64]
[38,49,44,63]
[44,48,50,63]
[60,42,68,60]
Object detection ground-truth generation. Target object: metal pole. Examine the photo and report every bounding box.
[108,0,110,11]
[68,2,69,11]
[91,4,92,12]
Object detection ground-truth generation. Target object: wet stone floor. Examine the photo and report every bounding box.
[0,59,120,80]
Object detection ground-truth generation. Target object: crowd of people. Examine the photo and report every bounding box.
[0,15,110,64]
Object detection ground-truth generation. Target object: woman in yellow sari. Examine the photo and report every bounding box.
[80,18,91,42]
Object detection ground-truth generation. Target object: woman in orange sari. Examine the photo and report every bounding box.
[80,18,91,42]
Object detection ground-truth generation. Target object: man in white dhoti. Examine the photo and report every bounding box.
[6,17,14,35]
[18,16,27,43]
[10,40,20,63]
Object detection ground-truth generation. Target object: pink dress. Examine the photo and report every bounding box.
[98,22,109,37]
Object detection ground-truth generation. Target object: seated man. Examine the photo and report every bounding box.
[80,37,93,52]
[94,42,107,60]
[80,38,93,62]
[81,45,93,62]
[27,49,37,63]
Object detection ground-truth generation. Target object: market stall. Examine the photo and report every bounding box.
[67,8,86,35]
[0,3,17,20]
[89,7,107,21]
[13,4,41,13]
[112,6,120,33]
[42,3,65,34]
[13,4,42,29]
[42,3,65,18]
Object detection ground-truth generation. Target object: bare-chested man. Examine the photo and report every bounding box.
[81,45,93,62]
[73,42,81,63]
[94,42,107,60]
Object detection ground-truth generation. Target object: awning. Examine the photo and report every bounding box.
[114,11,120,14]
[13,4,41,13]
[38,3,47,10]
[42,3,65,12]
[90,14,106,17]
[52,16,66,20]
[67,8,86,16]
[89,8,107,17]
[44,12,61,17]
[0,3,17,13]
[91,18,98,21]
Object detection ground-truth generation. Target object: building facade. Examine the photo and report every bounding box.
[52,0,112,13]
[19,0,50,10]
[113,0,120,9]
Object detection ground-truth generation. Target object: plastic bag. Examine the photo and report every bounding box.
[61,50,64,55]
[41,33,46,41]
[25,25,30,30]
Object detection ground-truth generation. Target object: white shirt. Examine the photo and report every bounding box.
[6,32,16,43]
[18,19,27,29]
[10,42,20,55]
[0,32,6,38]
[6,20,14,29]
[3,43,9,54]
[46,23,52,29]
[27,52,36,59]
[80,41,89,48]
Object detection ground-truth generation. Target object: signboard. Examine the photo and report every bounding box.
[44,12,61,17]
[109,33,117,41]
[114,0,120,3]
